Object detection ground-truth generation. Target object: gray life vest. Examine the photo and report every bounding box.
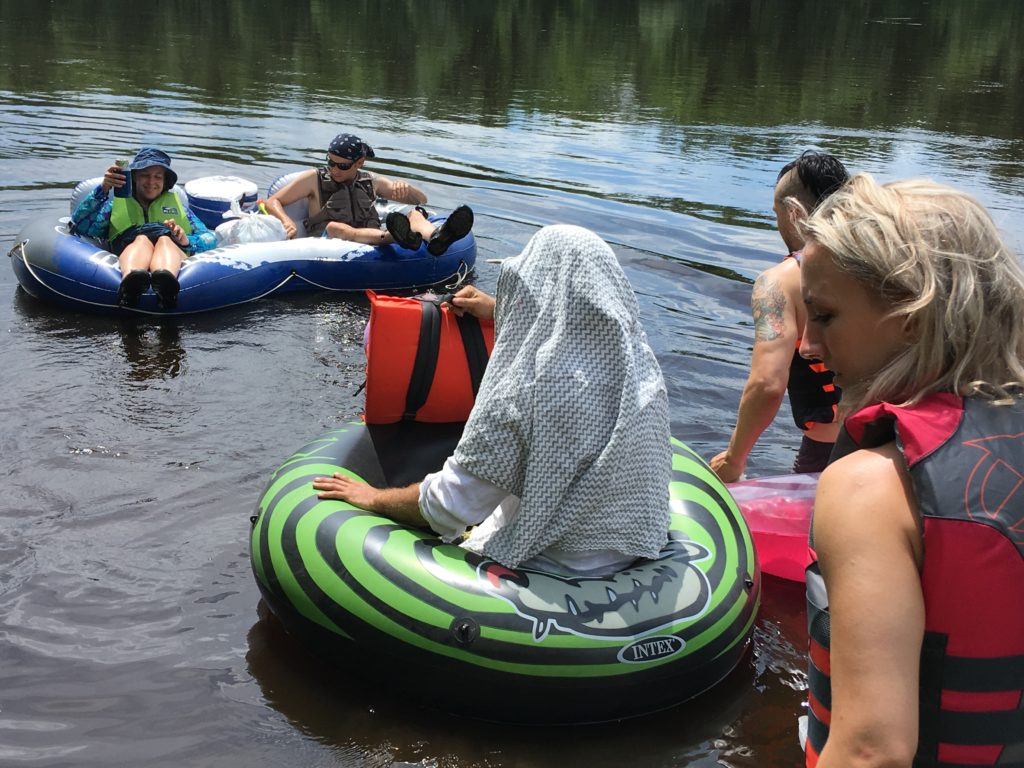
[303,168,380,237]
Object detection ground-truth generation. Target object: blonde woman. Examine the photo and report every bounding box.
[798,174,1024,767]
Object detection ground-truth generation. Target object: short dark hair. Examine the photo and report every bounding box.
[777,151,849,210]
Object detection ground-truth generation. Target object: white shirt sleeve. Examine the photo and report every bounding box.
[418,457,515,542]
[418,457,633,575]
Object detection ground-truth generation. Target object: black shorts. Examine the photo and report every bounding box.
[792,435,834,474]
[110,222,174,255]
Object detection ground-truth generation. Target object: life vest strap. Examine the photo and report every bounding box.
[805,710,828,759]
[942,652,1024,691]
[937,706,1024,747]
[455,311,488,397]
[917,631,947,766]
[403,300,442,421]
[807,663,831,710]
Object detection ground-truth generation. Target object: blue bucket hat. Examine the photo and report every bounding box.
[128,147,178,190]
[327,133,375,162]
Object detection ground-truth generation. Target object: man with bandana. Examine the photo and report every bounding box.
[264,132,473,255]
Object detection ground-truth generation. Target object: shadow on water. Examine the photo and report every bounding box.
[246,601,758,767]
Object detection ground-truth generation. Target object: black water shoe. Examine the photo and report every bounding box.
[150,269,180,310]
[116,269,150,308]
[427,205,474,256]
[385,212,423,251]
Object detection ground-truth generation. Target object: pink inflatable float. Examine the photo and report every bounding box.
[727,473,817,582]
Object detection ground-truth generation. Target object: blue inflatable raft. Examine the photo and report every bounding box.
[7,174,477,316]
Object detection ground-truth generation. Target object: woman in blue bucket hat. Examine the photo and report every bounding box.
[71,148,217,309]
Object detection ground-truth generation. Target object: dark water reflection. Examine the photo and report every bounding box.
[246,602,759,768]
[1,1,1022,765]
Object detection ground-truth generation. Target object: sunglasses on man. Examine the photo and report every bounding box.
[326,156,356,170]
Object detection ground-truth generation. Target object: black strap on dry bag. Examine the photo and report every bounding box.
[403,300,442,420]
[403,298,490,421]
[455,313,488,396]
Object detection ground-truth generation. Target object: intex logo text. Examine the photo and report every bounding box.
[617,635,685,664]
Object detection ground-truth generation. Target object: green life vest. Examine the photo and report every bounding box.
[109,190,193,241]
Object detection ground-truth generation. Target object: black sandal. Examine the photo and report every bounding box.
[385,212,423,251]
[427,205,474,256]
[150,269,180,310]
[116,269,150,308]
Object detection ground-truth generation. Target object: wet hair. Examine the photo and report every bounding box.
[777,151,849,212]
[802,173,1024,409]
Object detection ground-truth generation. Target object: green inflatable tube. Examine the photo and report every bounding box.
[250,422,760,723]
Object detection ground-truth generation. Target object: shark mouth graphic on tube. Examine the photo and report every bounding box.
[476,534,712,642]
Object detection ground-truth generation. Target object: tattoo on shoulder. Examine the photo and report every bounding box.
[751,275,788,342]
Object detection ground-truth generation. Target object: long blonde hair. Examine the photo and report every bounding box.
[801,173,1024,410]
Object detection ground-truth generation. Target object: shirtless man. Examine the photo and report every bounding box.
[710,151,849,481]
[264,132,472,254]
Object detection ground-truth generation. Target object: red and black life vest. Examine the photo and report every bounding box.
[806,393,1024,767]
[363,291,495,424]
[785,253,840,431]
[304,168,379,237]
[787,350,839,431]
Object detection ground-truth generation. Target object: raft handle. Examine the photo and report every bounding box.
[7,239,28,260]
[443,260,471,293]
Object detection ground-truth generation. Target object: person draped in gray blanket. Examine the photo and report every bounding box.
[314,225,671,575]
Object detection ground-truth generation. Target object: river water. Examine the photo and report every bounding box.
[1,2,1021,766]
